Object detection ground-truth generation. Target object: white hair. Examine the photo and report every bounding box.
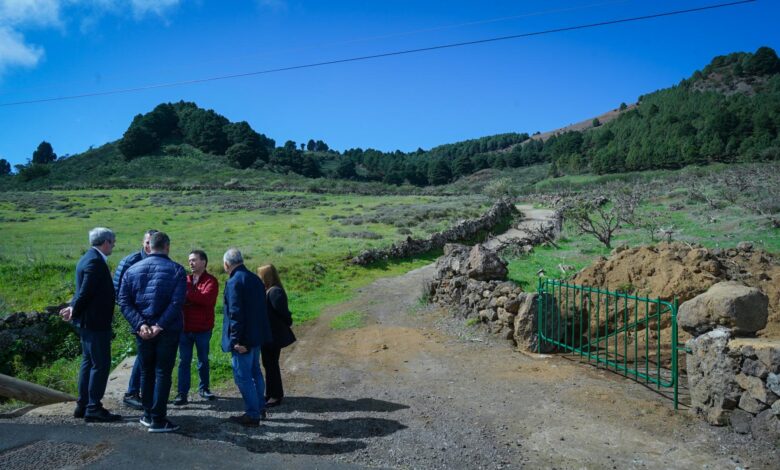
[223,248,243,267]
[88,227,114,246]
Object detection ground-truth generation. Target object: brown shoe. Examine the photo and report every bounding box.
[228,414,260,427]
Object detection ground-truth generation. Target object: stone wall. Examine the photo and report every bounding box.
[351,199,518,265]
[0,305,75,378]
[682,282,780,442]
[429,243,558,353]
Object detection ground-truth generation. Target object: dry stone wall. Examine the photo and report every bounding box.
[683,283,780,442]
[351,199,518,265]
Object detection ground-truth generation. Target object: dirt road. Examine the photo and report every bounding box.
[4,207,779,469]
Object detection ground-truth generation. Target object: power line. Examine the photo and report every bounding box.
[0,0,756,108]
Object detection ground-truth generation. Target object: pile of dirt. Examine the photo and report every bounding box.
[571,242,780,338]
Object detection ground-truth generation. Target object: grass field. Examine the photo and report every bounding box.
[0,189,489,395]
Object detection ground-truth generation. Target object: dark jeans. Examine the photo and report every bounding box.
[137,329,179,423]
[261,345,284,400]
[177,330,212,395]
[77,328,112,414]
[126,355,142,396]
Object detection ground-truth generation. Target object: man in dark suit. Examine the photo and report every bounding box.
[221,248,272,427]
[60,227,121,422]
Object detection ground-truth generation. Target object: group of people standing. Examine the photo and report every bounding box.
[59,227,296,433]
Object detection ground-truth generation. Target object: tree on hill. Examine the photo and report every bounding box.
[226,143,260,169]
[745,46,780,75]
[0,158,10,175]
[119,124,159,160]
[335,159,357,179]
[32,141,56,164]
[300,155,322,178]
[428,159,452,185]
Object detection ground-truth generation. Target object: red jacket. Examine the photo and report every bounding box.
[183,271,219,333]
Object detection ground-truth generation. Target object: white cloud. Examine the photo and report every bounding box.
[0,25,44,75]
[0,0,181,78]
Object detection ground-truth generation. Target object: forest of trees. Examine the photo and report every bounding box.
[108,46,780,185]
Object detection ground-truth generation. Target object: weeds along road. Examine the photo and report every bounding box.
[3,207,778,469]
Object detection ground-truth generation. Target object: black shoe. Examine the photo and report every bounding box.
[260,409,268,421]
[84,408,122,423]
[139,415,152,427]
[172,394,188,406]
[73,406,85,419]
[228,414,260,427]
[265,397,282,408]
[148,419,180,433]
[123,393,143,410]
[198,389,216,401]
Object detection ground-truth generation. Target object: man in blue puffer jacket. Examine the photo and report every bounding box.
[119,231,186,433]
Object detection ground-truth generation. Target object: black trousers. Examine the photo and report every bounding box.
[260,345,283,400]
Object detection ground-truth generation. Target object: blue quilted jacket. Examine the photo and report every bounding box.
[118,253,187,333]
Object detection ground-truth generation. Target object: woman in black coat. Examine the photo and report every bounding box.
[257,264,296,407]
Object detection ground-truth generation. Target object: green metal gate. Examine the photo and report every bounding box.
[537,278,682,409]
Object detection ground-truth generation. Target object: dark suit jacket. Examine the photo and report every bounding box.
[71,247,115,331]
[221,265,272,352]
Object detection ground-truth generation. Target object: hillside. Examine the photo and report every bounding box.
[3,46,779,190]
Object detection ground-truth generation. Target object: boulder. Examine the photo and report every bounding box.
[678,281,768,336]
[729,409,753,434]
[741,358,769,379]
[767,373,780,396]
[686,328,742,425]
[750,409,780,443]
[739,394,769,414]
[513,293,558,354]
[467,245,508,281]
[736,373,776,404]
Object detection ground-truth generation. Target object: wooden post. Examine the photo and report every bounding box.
[0,373,76,405]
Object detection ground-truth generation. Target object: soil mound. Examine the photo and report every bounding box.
[571,243,780,338]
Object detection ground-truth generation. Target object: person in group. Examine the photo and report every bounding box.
[222,248,272,427]
[173,249,219,405]
[257,264,296,408]
[113,229,158,411]
[59,227,121,423]
[119,231,186,433]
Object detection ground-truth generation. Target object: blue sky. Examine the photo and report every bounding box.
[0,0,778,166]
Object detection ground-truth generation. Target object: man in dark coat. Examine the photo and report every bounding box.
[119,231,186,433]
[221,248,272,427]
[60,227,121,422]
[113,229,157,410]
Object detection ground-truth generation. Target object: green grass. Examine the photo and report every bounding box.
[329,311,365,330]
[0,189,486,394]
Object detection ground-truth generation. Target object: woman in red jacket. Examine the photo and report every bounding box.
[257,264,296,407]
[173,249,219,405]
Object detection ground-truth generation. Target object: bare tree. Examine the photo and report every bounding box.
[563,196,623,249]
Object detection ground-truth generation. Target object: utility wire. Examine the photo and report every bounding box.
[0,0,756,108]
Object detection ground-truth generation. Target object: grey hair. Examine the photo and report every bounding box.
[223,248,244,267]
[89,227,115,246]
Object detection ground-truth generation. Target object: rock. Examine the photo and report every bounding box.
[741,358,769,379]
[497,308,515,325]
[678,281,768,336]
[736,241,754,252]
[736,373,776,404]
[750,409,780,443]
[739,394,768,414]
[772,400,780,416]
[504,297,521,314]
[729,409,754,434]
[479,309,497,322]
[730,338,780,374]
[513,293,558,354]
[467,245,508,281]
[767,373,780,396]
[686,328,741,425]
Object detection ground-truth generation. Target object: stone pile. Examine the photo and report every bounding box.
[0,305,73,377]
[351,199,518,265]
[682,282,779,442]
[429,243,557,353]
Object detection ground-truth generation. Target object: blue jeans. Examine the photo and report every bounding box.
[137,329,179,423]
[177,331,212,395]
[126,355,141,395]
[77,328,112,414]
[231,346,265,419]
